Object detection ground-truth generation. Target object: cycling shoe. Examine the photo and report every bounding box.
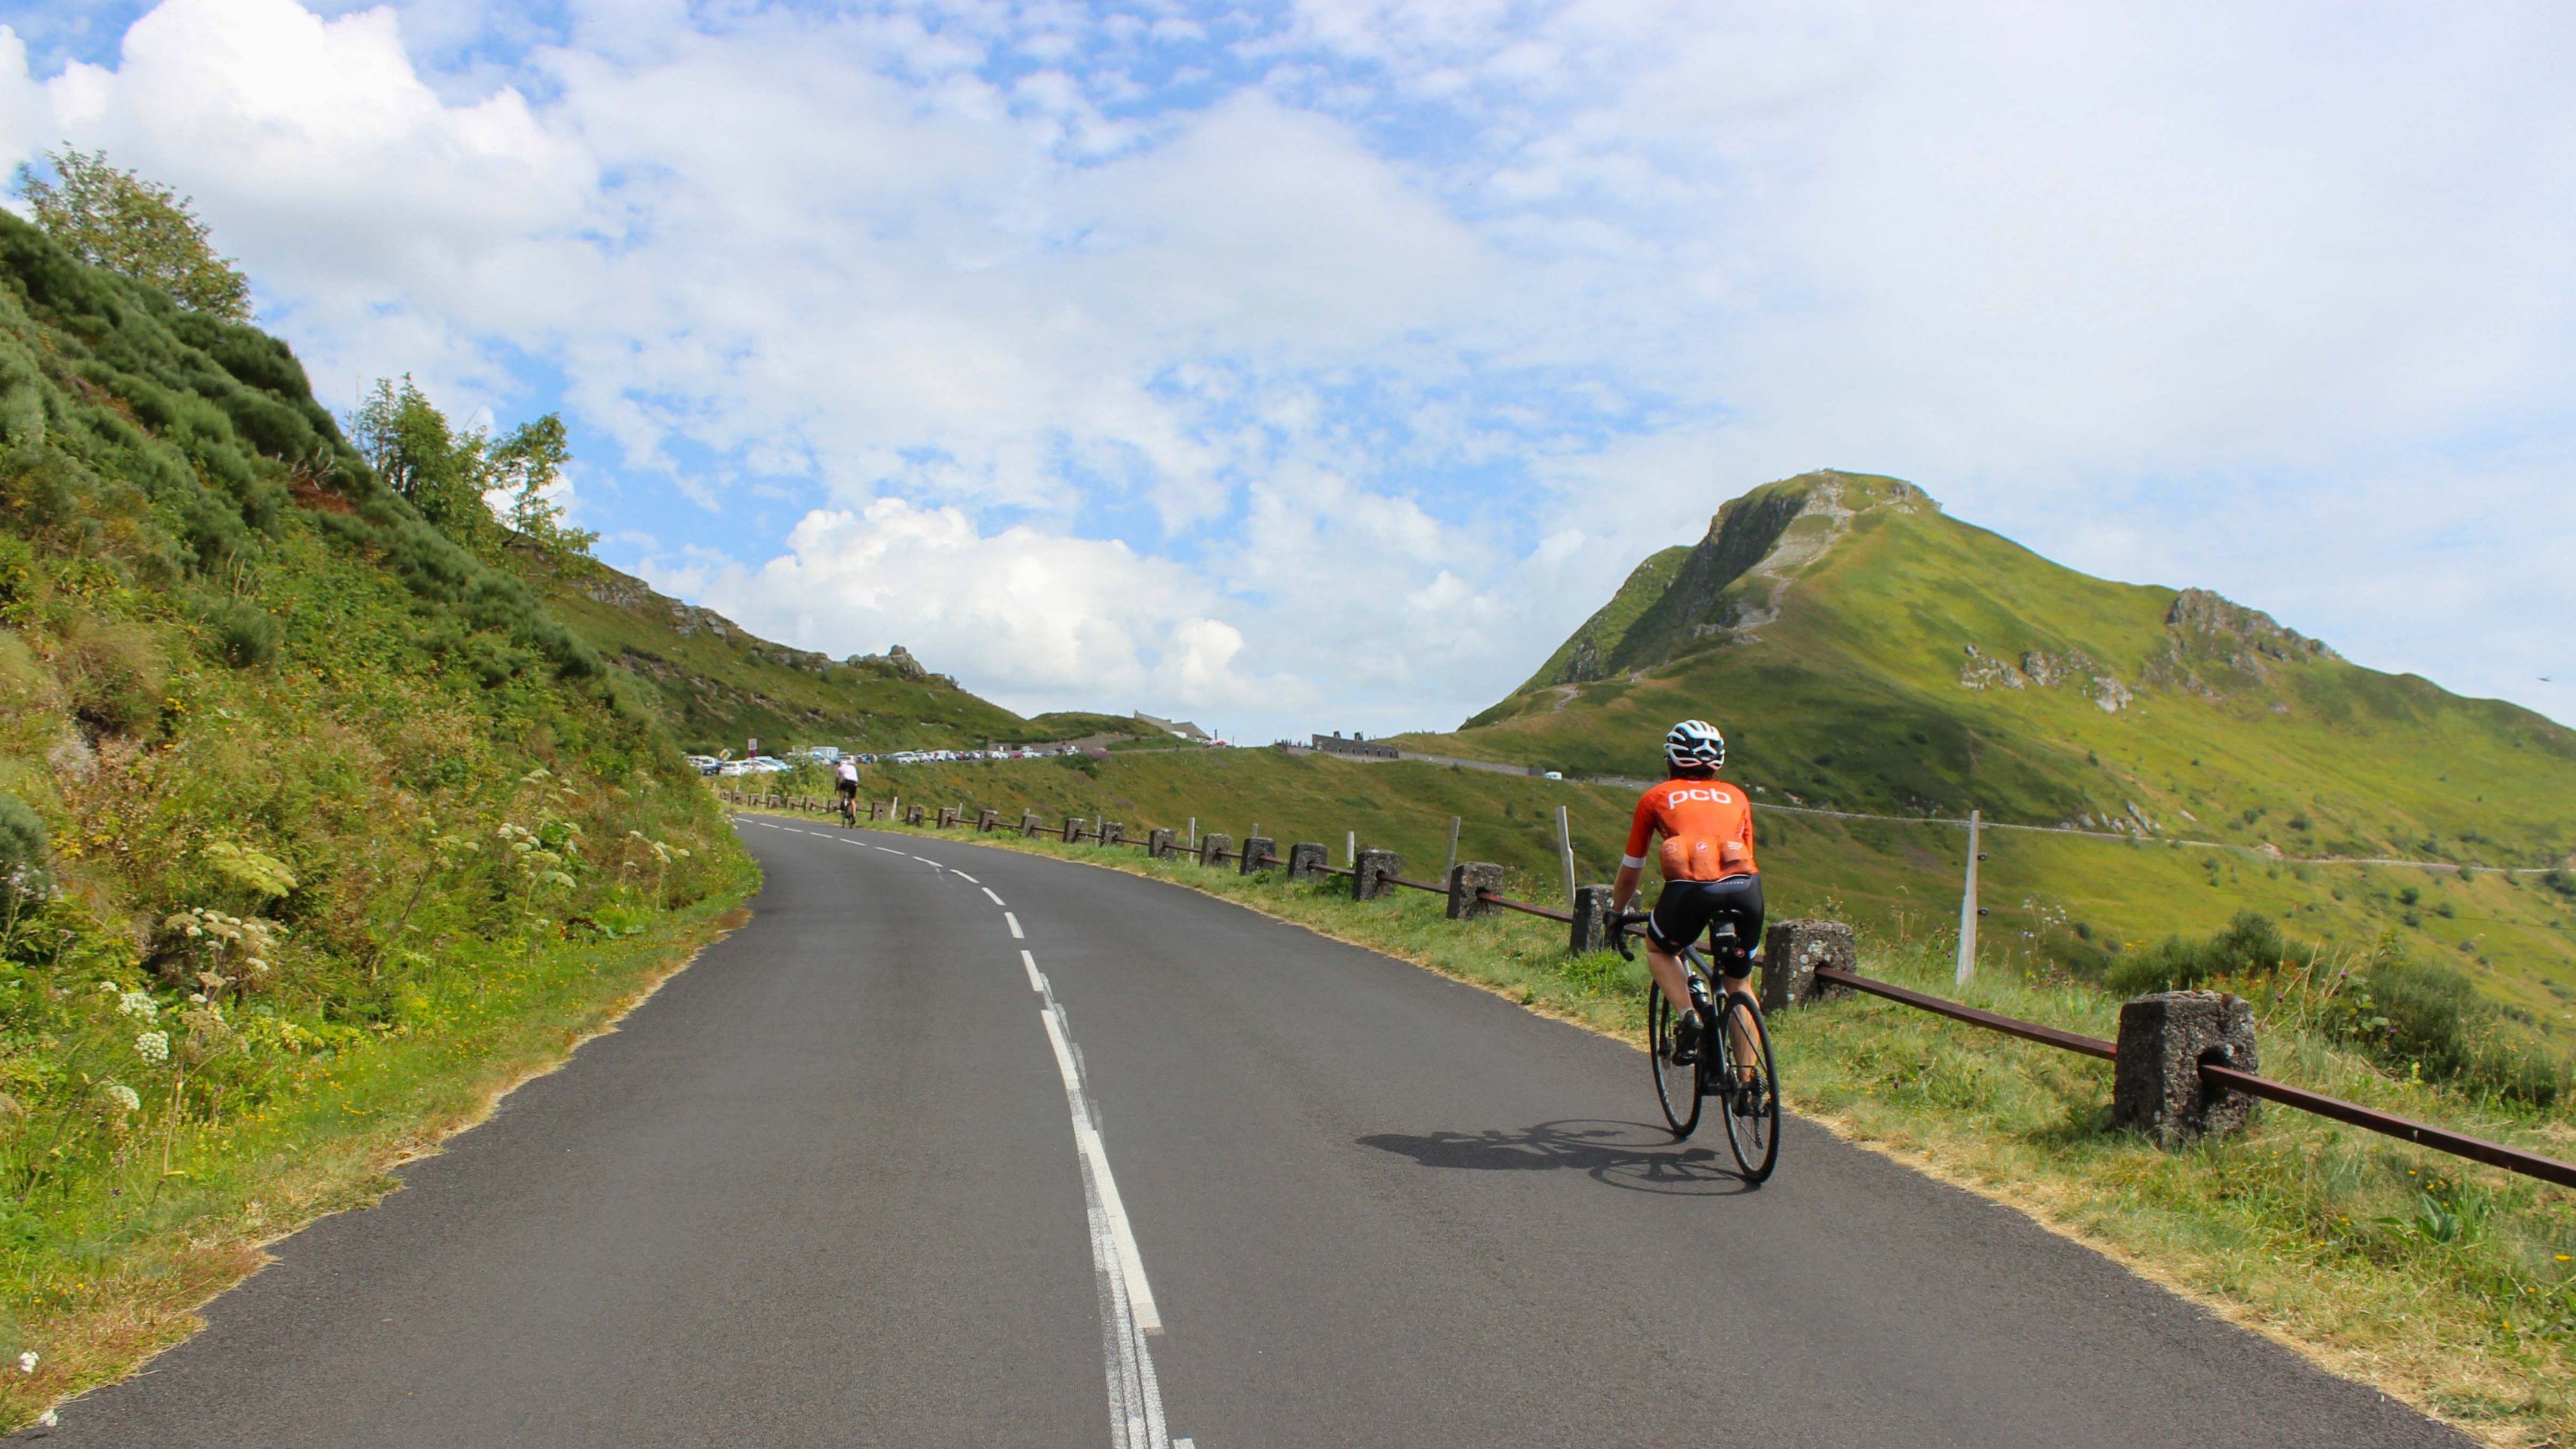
[1670,1010,1703,1064]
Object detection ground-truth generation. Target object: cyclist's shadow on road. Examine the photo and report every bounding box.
[1356,1119,1755,1196]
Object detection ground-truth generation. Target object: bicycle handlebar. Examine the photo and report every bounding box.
[1608,909,1650,961]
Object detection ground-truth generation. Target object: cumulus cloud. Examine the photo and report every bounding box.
[665,498,1299,717]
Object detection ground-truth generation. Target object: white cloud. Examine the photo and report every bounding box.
[661,497,1299,716]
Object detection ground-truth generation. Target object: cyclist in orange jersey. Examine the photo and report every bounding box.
[1609,718,1763,1072]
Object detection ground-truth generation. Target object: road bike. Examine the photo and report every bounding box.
[1612,911,1781,1183]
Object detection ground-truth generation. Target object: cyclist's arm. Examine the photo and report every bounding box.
[1608,792,1658,915]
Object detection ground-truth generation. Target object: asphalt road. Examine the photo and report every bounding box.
[34,819,2468,1447]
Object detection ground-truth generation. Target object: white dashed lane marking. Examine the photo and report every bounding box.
[953,872,978,884]
[1006,912,1025,940]
[983,887,1006,906]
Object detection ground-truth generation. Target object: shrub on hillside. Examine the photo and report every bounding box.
[2104,910,2295,996]
[207,596,277,667]
[60,618,164,737]
[2334,952,2568,1107]
[0,791,45,890]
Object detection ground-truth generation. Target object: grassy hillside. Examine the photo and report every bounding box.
[527,559,1032,754]
[0,213,752,1419]
[527,559,1158,756]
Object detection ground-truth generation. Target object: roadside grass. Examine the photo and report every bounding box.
[814,804,2576,1447]
[0,890,752,1427]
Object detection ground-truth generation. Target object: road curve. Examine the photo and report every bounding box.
[30,819,2466,1447]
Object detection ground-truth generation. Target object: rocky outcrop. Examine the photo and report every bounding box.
[1959,644,2134,713]
[2143,589,2337,699]
[849,644,929,679]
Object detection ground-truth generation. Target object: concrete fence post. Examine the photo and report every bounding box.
[1759,920,1857,1013]
[1100,821,1125,846]
[977,808,999,832]
[1146,827,1176,860]
[1568,884,1615,954]
[1353,848,1399,900]
[2113,990,2260,1148]
[1445,862,1505,919]
[1239,835,1276,874]
[1022,811,1044,838]
[937,806,959,829]
[1063,817,1087,844]
[906,804,926,826]
[1287,842,1328,881]
[1199,832,1234,868]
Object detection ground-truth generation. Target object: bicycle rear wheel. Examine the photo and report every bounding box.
[1715,992,1781,1183]
[1646,986,1702,1137]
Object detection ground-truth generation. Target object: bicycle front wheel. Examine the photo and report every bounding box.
[1646,986,1702,1138]
[1716,992,1780,1183]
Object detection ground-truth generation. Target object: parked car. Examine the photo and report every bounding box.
[1543,771,1563,780]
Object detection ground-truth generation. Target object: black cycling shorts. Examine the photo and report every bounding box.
[1648,874,1764,974]
[835,778,860,798]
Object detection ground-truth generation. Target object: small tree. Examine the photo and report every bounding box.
[352,380,596,565]
[490,414,599,567]
[13,147,252,321]
[352,376,495,546]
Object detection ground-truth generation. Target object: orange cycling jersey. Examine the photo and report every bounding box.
[1623,777,1758,882]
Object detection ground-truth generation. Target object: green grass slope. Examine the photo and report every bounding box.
[528,559,1149,756]
[0,214,751,1416]
[1406,470,2576,1023]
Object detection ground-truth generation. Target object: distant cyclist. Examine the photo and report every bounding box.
[1609,719,1763,1093]
[834,756,861,823]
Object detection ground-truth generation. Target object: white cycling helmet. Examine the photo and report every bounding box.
[1664,718,1726,772]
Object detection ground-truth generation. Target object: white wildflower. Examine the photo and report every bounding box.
[17,1350,35,1373]
[116,990,158,1023]
[187,992,208,1004]
[103,1084,140,1112]
[134,1031,170,1065]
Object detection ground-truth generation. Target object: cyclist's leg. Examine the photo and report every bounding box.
[1644,882,1719,1018]
[1706,875,1767,1081]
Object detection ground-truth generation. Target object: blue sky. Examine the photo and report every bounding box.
[5,0,2571,743]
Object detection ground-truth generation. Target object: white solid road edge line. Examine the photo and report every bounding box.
[1005,912,1025,940]
[983,887,1006,906]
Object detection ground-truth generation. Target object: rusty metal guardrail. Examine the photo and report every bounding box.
[1474,888,1574,924]
[1812,965,2117,1061]
[1803,962,2572,1189]
[2196,1063,2576,1189]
